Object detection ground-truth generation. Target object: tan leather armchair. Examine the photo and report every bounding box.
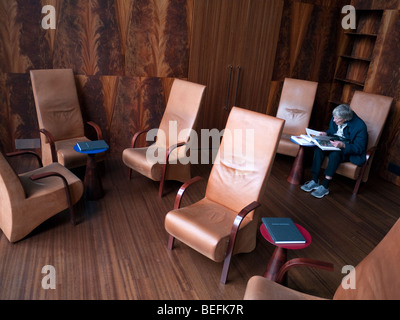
[322,91,393,194]
[165,107,285,284]
[0,151,83,243]
[244,218,400,300]
[276,78,318,157]
[30,69,104,169]
[122,79,206,197]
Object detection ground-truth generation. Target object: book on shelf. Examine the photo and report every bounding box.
[291,128,342,151]
[262,217,306,244]
[76,140,109,152]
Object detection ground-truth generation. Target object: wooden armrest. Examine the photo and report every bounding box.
[276,258,334,284]
[39,129,57,163]
[230,201,261,239]
[86,121,103,140]
[30,172,76,225]
[130,129,151,148]
[165,142,186,163]
[6,151,43,168]
[228,201,261,250]
[174,176,203,209]
[158,141,188,198]
[366,146,376,161]
[221,201,261,283]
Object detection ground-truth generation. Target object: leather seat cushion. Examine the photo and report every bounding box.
[322,158,361,180]
[277,135,300,157]
[122,147,163,181]
[244,276,326,300]
[165,198,253,262]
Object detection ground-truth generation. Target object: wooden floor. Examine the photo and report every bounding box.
[1,153,399,300]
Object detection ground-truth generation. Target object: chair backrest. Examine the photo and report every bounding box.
[206,107,285,214]
[276,78,318,135]
[30,69,85,142]
[349,91,392,151]
[156,79,206,148]
[333,218,400,300]
[0,153,26,239]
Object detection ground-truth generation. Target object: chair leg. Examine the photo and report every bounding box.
[353,179,361,195]
[220,202,260,284]
[159,163,168,198]
[353,163,368,195]
[220,227,238,284]
[158,178,165,198]
[62,181,76,225]
[220,252,233,284]
[168,235,175,250]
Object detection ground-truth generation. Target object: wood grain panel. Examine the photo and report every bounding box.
[269,0,344,136]
[289,1,313,76]
[273,0,341,83]
[126,0,190,77]
[0,73,38,152]
[53,0,124,75]
[75,75,110,142]
[0,0,191,155]
[0,1,35,73]
[1,0,400,185]
[189,0,284,131]
[109,76,165,153]
[364,10,400,185]
[0,73,12,152]
[351,0,400,10]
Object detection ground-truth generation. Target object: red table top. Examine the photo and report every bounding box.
[260,222,312,250]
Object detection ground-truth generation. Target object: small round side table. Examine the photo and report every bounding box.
[260,222,312,283]
[74,144,108,200]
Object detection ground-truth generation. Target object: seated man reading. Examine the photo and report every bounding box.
[301,104,368,198]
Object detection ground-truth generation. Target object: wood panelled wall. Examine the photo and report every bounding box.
[1,0,400,186]
[267,0,348,128]
[268,0,400,186]
[351,0,400,186]
[0,0,192,154]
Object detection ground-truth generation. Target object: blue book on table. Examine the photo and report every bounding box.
[262,217,306,244]
[77,140,109,152]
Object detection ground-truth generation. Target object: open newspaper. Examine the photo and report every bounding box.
[291,128,341,151]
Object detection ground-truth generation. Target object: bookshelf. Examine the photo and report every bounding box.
[329,10,383,106]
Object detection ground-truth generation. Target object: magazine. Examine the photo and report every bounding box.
[291,128,341,151]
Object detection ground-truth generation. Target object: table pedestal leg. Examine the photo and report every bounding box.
[264,247,287,282]
[84,154,104,200]
[287,146,304,185]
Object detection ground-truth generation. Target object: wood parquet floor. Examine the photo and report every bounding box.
[1,153,399,300]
